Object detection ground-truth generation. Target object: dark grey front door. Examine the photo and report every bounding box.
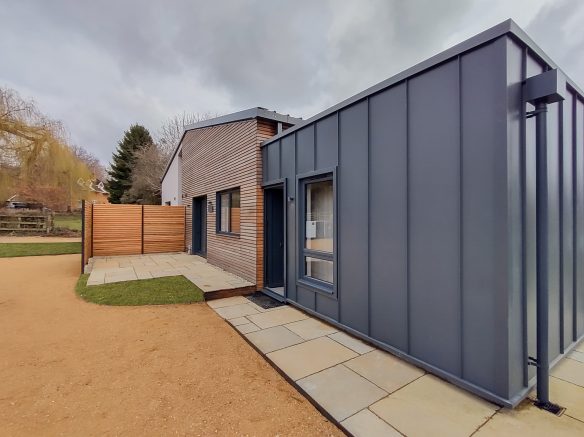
[264,186,285,292]
[192,196,207,257]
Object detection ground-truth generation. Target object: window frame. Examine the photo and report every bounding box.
[296,168,337,296]
[215,187,241,236]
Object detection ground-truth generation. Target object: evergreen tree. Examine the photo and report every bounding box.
[106,124,153,203]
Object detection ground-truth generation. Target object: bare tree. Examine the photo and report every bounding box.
[156,111,216,160]
[123,111,218,204]
[70,145,106,180]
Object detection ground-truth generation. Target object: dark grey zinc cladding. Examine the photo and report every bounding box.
[261,20,584,407]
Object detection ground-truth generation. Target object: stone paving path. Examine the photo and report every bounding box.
[209,296,584,437]
[86,253,253,293]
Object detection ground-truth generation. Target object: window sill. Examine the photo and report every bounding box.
[216,231,240,238]
[297,278,336,298]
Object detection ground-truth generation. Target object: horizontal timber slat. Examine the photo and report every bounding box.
[143,205,185,254]
[181,118,278,287]
[84,204,185,260]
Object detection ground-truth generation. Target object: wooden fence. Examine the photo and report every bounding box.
[0,211,54,233]
[82,202,185,266]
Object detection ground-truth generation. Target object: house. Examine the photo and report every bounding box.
[163,20,584,407]
[161,108,300,287]
[76,178,109,209]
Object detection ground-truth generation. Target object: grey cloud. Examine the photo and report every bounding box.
[527,0,584,83]
[0,0,581,165]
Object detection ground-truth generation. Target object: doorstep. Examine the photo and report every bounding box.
[208,296,584,437]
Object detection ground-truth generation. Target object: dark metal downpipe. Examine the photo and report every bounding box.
[524,69,566,413]
[533,101,553,409]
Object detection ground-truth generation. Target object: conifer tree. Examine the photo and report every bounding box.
[106,124,153,203]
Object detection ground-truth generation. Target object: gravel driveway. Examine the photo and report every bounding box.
[0,254,341,436]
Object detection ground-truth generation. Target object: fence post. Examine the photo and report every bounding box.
[90,203,94,258]
[81,200,85,273]
[141,205,145,254]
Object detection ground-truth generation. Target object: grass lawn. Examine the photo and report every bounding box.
[54,214,82,231]
[76,274,204,306]
[0,242,81,258]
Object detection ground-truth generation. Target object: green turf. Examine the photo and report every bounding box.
[54,214,82,231]
[0,242,81,257]
[75,274,205,306]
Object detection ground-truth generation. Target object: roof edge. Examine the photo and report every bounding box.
[161,107,302,182]
[262,18,583,147]
[184,107,301,132]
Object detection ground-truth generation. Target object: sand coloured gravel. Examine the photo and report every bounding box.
[0,254,342,436]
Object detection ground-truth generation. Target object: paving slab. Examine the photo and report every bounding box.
[267,337,358,380]
[214,304,260,320]
[235,322,260,334]
[568,350,584,364]
[207,296,250,309]
[150,270,178,278]
[545,376,584,422]
[328,331,374,355]
[206,295,584,436]
[105,275,137,284]
[475,400,584,437]
[297,365,387,421]
[284,317,337,340]
[136,271,152,280]
[105,267,134,275]
[551,357,584,387]
[345,350,424,393]
[246,301,272,313]
[88,272,105,282]
[228,316,250,326]
[370,374,497,437]
[247,306,308,329]
[576,341,584,353]
[341,409,402,437]
[87,253,253,294]
[245,326,305,353]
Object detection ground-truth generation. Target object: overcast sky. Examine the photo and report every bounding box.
[1,0,583,164]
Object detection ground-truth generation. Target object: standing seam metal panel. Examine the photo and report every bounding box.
[576,98,584,337]
[369,84,408,351]
[561,92,574,351]
[261,31,584,405]
[295,125,317,310]
[263,39,512,400]
[338,101,369,333]
[460,39,509,395]
[408,59,461,377]
[506,37,526,400]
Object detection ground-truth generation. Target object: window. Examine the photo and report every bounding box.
[216,188,240,234]
[301,175,334,290]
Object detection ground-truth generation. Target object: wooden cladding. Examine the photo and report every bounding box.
[82,204,185,260]
[182,118,279,286]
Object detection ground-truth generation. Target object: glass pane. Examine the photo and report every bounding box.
[220,192,230,232]
[231,190,240,233]
[305,257,333,284]
[305,179,333,252]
